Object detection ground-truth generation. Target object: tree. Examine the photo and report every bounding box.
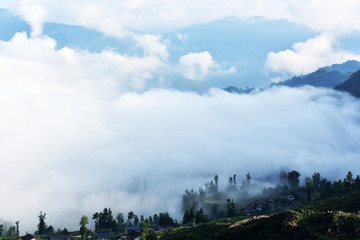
[0,224,3,236]
[37,211,47,235]
[80,215,89,240]
[15,221,19,236]
[134,215,139,227]
[227,198,236,217]
[46,225,54,234]
[233,174,237,188]
[246,172,251,186]
[305,177,314,202]
[139,215,145,227]
[344,171,354,193]
[153,214,159,226]
[195,208,209,224]
[7,226,15,237]
[93,208,117,232]
[127,211,135,227]
[140,219,150,240]
[116,213,125,233]
[158,212,174,227]
[288,170,300,190]
[214,175,219,192]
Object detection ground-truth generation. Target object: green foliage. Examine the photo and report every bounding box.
[140,218,150,240]
[6,226,15,237]
[79,215,89,240]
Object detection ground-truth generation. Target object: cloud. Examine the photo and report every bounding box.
[135,34,169,60]
[17,4,46,38]
[2,0,360,37]
[0,32,169,96]
[1,57,360,232]
[178,51,219,80]
[265,33,360,81]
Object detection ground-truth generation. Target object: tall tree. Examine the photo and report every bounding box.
[93,208,117,232]
[79,215,89,240]
[140,219,150,240]
[37,211,47,235]
[305,177,314,202]
[246,172,251,185]
[288,170,301,190]
[214,175,219,192]
[233,174,237,188]
[0,224,3,236]
[134,215,139,227]
[15,221,19,236]
[116,213,125,233]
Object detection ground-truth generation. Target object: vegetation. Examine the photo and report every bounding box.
[1,169,359,240]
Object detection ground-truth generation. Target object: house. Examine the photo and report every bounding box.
[18,234,37,240]
[182,219,195,228]
[290,202,303,208]
[287,194,295,201]
[97,233,116,240]
[49,235,71,240]
[245,207,256,215]
[97,228,113,234]
[69,231,81,238]
[124,227,140,234]
[121,229,141,240]
[96,228,115,240]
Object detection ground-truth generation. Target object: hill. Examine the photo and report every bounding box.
[334,70,360,98]
[273,60,360,88]
[150,192,360,240]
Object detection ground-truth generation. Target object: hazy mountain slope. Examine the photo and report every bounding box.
[274,60,360,88]
[151,193,360,240]
[334,70,360,98]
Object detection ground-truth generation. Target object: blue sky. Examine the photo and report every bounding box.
[0,1,360,233]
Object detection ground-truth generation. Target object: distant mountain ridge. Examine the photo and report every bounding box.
[273,60,360,88]
[334,69,360,98]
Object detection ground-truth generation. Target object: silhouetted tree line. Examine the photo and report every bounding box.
[181,170,360,223]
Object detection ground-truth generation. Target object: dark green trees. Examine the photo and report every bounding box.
[288,170,301,190]
[92,208,117,232]
[37,211,47,235]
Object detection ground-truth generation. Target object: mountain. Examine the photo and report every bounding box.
[150,193,360,240]
[334,69,360,98]
[273,60,360,88]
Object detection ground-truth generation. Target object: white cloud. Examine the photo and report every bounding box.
[135,34,169,60]
[1,79,360,232]
[178,51,219,80]
[1,0,360,37]
[0,32,168,96]
[17,4,46,38]
[265,33,360,80]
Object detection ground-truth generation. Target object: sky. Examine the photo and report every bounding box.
[0,0,360,234]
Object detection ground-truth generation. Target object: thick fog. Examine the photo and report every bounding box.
[1,77,360,232]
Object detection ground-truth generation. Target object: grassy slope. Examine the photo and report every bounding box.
[150,192,360,240]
